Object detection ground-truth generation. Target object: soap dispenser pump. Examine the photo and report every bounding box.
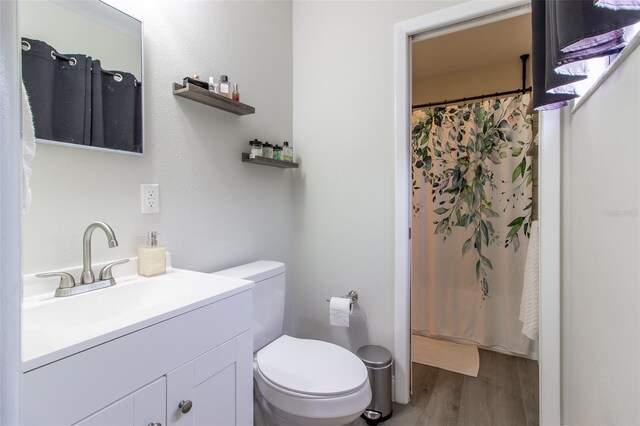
[138,231,166,277]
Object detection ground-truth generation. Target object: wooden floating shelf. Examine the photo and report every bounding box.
[242,153,299,169]
[173,83,255,116]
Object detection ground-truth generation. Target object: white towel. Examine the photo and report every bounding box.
[22,83,36,213]
[520,220,539,340]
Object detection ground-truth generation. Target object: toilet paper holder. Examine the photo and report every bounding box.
[326,290,358,307]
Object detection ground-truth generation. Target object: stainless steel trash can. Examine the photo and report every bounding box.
[357,345,393,425]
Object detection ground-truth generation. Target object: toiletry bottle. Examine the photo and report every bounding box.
[263,142,273,159]
[208,76,217,93]
[218,75,232,99]
[273,144,283,161]
[283,141,293,162]
[249,139,263,159]
[232,83,240,101]
[138,231,166,277]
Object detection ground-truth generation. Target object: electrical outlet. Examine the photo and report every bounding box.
[141,184,160,214]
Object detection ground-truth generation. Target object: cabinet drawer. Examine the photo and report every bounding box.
[73,377,165,426]
[194,338,236,386]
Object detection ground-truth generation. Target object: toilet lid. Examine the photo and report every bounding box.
[256,335,368,396]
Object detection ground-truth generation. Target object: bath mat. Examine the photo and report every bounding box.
[411,334,479,377]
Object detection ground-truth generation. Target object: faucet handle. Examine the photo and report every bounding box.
[99,258,130,281]
[35,272,76,289]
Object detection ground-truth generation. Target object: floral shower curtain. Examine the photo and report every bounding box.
[411,94,536,357]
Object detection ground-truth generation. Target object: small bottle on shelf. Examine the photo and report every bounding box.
[263,142,273,159]
[232,83,240,101]
[273,144,283,161]
[282,141,293,162]
[249,139,263,159]
[208,76,217,93]
[218,75,232,99]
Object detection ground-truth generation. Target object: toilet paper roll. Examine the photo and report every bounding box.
[329,297,352,327]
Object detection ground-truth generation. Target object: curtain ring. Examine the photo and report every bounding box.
[113,73,123,82]
[21,40,31,51]
[50,50,75,66]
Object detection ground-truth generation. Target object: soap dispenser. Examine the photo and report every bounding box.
[138,231,166,277]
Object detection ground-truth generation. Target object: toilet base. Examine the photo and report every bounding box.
[254,379,366,426]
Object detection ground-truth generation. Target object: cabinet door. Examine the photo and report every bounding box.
[166,362,195,426]
[134,377,166,426]
[193,363,236,426]
[166,335,250,426]
[73,395,134,426]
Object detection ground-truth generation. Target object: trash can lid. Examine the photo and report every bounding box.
[356,345,392,367]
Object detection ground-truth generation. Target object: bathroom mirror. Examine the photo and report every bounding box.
[19,0,144,154]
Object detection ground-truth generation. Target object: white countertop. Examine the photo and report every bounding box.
[23,262,253,372]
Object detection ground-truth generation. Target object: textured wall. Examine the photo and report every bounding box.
[561,46,640,424]
[22,0,294,297]
[291,0,463,357]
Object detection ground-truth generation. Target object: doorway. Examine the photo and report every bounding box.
[393,1,561,424]
[407,12,539,424]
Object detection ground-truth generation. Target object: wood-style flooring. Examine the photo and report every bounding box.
[353,349,539,426]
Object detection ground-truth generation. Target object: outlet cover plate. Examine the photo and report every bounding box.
[141,184,160,214]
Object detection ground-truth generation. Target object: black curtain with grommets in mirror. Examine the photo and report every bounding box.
[21,37,142,153]
[91,60,142,153]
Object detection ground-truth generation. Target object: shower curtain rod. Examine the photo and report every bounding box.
[413,54,531,110]
[412,87,532,109]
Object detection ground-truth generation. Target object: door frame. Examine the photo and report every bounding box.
[393,1,561,424]
[0,0,23,424]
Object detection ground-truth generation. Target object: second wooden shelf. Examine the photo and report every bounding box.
[242,153,299,168]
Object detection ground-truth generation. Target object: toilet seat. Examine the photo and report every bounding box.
[254,335,372,422]
[256,335,369,396]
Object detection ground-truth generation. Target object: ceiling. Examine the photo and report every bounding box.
[412,14,532,80]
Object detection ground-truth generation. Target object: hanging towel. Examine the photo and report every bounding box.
[22,82,36,213]
[520,220,540,340]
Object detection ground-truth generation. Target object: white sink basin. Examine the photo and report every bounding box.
[23,267,252,371]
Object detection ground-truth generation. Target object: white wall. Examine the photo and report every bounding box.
[291,1,463,357]
[22,0,294,321]
[560,46,640,424]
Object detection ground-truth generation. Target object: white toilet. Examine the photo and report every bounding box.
[214,261,372,426]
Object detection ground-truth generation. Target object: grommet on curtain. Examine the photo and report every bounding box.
[21,40,31,51]
[49,50,77,66]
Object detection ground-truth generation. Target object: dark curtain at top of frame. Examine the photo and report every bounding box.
[531,0,640,111]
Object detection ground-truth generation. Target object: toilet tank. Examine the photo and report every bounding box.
[213,260,285,352]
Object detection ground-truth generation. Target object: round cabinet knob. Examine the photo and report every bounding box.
[178,399,193,414]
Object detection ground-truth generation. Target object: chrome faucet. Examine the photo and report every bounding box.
[81,221,119,284]
[36,221,129,297]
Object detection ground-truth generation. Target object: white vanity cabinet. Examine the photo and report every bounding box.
[23,289,253,426]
